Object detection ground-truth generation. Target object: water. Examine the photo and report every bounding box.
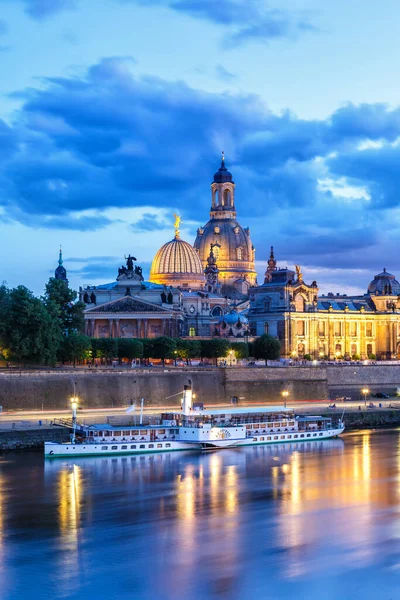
[0,431,400,600]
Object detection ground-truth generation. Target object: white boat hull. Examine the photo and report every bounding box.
[44,427,344,458]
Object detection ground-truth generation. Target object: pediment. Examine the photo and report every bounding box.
[85,295,173,314]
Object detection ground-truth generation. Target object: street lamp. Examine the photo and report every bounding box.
[281,389,289,408]
[361,387,369,408]
[174,350,177,366]
[70,396,79,443]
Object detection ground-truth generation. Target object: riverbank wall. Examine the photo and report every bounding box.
[0,427,69,451]
[1,364,400,411]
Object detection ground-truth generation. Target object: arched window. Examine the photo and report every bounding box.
[264,322,269,334]
[236,247,243,260]
[211,306,223,317]
[189,327,196,337]
[351,343,357,356]
[298,343,305,356]
[335,343,342,356]
[213,245,220,260]
[294,294,305,312]
[367,343,373,357]
[297,321,305,336]
[223,189,231,206]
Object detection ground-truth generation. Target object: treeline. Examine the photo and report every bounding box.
[0,282,280,365]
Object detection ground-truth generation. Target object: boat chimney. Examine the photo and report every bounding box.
[182,384,193,416]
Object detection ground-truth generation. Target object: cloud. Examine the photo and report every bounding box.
[10,0,77,19]
[215,65,236,82]
[4,57,400,288]
[121,0,318,46]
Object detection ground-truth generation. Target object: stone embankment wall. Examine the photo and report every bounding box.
[326,409,400,431]
[0,367,327,410]
[1,364,400,410]
[0,428,69,451]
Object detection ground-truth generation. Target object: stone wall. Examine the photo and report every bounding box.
[0,427,69,451]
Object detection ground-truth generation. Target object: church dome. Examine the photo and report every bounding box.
[368,268,400,295]
[213,152,233,184]
[218,309,248,326]
[150,236,205,288]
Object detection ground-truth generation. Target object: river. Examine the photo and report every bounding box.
[0,430,399,600]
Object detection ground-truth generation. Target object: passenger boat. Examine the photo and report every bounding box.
[44,385,344,458]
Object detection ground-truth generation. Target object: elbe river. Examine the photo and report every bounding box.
[0,430,399,600]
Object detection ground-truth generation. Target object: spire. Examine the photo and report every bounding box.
[270,246,274,261]
[264,245,277,283]
[221,150,225,165]
[55,245,68,283]
[58,246,63,266]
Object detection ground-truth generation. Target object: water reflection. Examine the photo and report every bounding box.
[1,433,400,599]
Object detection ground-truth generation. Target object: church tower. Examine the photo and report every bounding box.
[54,247,68,284]
[194,153,257,297]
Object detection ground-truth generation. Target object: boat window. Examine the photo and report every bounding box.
[260,424,266,428]
[274,436,278,440]
[157,444,162,448]
[246,425,252,430]
[287,435,291,439]
[159,429,165,435]
[123,431,130,436]
[313,433,317,437]
[294,434,298,438]
[260,437,264,441]
[132,431,139,436]
[122,445,127,449]
[140,444,145,449]
[252,424,259,429]
[140,430,148,435]
[253,438,257,442]
[131,445,136,449]
[112,445,118,450]
[306,434,311,438]
[114,431,121,437]
[267,436,271,440]
[166,443,171,448]
[104,431,111,436]
[101,446,108,450]
[300,434,304,438]
[280,435,285,439]
[88,431,93,436]
[319,433,323,436]
[149,444,154,448]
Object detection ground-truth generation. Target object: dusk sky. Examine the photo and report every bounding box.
[2,0,400,296]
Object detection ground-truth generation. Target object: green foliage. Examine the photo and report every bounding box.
[117,338,144,360]
[303,354,312,361]
[59,334,92,364]
[0,285,62,365]
[200,339,230,361]
[152,336,177,363]
[352,353,361,361]
[141,338,154,359]
[230,342,249,359]
[91,338,118,360]
[368,353,376,360]
[43,278,85,335]
[175,339,201,362]
[253,334,281,360]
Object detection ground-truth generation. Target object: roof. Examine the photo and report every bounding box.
[194,406,293,416]
[85,295,176,314]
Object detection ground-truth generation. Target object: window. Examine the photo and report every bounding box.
[122,445,127,449]
[112,446,118,450]
[157,444,162,448]
[267,436,271,440]
[300,434,304,438]
[287,435,292,439]
[366,323,373,337]
[260,437,264,441]
[130,445,136,449]
[223,189,231,206]
[264,322,269,334]
[114,431,121,436]
[319,433,323,436]
[189,327,196,337]
[297,321,305,336]
[236,246,243,260]
[166,443,171,448]
[274,436,278,440]
[140,444,145,449]
[351,322,357,337]
[318,321,326,336]
[211,306,223,317]
[253,438,257,442]
[295,295,305,312]
[149,444,154,448]
[334,322,342,336]
[101,446,108,450]
[140,430,148,435]
[351,343,357,356]
[294,434,298,438]
[367,343,373,356]
[306,434,311,438]
[280,435,285,439]
[313,433,317,437]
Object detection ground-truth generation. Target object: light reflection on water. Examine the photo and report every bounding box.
[0,432,400,599]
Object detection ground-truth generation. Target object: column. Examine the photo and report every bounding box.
[162,320,166,336]
[114,319,120,338]
[137,319,142,338]
[108,319,113,338]
[144,319,148,338]
[328,318,334,359]
[359,319,365,359]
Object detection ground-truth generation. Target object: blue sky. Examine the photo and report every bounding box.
[1,0,400,296]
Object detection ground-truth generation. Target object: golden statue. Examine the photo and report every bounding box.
[173,213,181,238]
[295,264,303,283]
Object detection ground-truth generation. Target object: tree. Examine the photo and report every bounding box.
[253,334,281,361]
[91,338,118,362]
[151,336,177,365]
[230,342,249,359]
[200,339,230,364]
[117,338,144,361]
[0,285,62,365]
[59,334,92,364]
[43,278,86,335]
[175,339,201,364]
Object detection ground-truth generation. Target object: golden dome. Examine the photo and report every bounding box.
[150,236,206,288]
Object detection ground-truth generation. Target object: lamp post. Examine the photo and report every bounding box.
[281,389,289,408]
[228,349,234,366]
[70,396,79,443]
[361,387,369,408]
[174,350,177,367]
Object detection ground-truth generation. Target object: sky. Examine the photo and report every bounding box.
[1,0,400,296]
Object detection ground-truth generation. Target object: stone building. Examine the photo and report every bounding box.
[248,249,400,360]
[193,153,257,297]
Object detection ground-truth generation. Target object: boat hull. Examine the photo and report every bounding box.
[44,427,344,458]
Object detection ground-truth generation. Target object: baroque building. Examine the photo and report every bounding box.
[248,249,400,360]
[193,153,257,297]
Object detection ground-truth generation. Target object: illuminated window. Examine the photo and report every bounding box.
[334,322,342,336]
[351,322,357,336]
[236,246,243,260]
[366,322,373,336]
[318,321,326,336]
[189,327,196,337]
[297,321,305,336]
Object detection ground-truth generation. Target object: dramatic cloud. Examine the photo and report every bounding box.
[3,56,400,282]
